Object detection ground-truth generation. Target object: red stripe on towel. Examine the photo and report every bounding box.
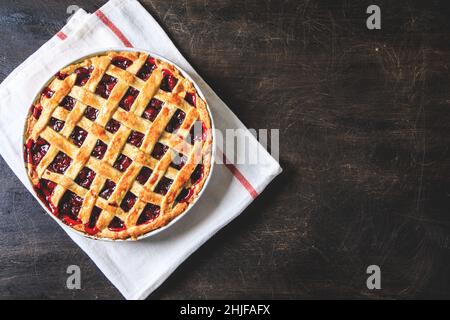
[56,31,68,40]
[219,149,259,199]
[95,10,133,47]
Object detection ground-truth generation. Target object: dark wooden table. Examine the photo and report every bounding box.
[1,0,450,299]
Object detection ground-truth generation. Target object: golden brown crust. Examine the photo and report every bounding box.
[24,51,213,240]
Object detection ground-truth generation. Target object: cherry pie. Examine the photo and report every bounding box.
[24,51,213,240]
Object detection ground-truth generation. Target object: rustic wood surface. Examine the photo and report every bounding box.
[1,0,450,299]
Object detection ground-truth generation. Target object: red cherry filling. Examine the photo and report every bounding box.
[58,190,83,226]
[136,167,152,185]
[74,66,93,86]
[191,164,204,185]
[165,109,186,133]
[99,179,116,200]
[41,87,55,99]
[160,69,178,92]
[62,215,82,227]
[136,57,156,81]
[38,179,57,197]
[32,104,43,119]
[70,126,88,147]
[154,177,173,195]
[91,140,107,160]
[59,96,76,111]
[120,192,137,212]
[105,119,121,133]
[49,117,65,132]
[48,151,72,174]
[34,179,57,211]
[119,87,139,111]
[28,137,50,166]
[170,153,187,170]
[75,167,96,189]
[127,131,145,148]
[176,188,193,203]
[151,142,168,160]
[137,203,160,225]
[185,92,196,106]
[108,217,126,232]
[113,154,132,172]
[84,106,99,121]
[85,206,101,235]
[56,72,68,80]
[23,141,29,164]
[188,121,207,144]
[95,74,118,99]
[111,56,133,70]
[142,98,163,121]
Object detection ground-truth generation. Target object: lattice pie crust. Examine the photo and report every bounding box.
[24,51,213,240]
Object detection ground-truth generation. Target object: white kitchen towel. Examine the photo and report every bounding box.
[0,0,282,299]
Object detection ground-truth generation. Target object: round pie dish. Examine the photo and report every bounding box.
[23,49,214,240]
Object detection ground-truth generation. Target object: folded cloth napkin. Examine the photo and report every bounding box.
[0,0,282,299]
